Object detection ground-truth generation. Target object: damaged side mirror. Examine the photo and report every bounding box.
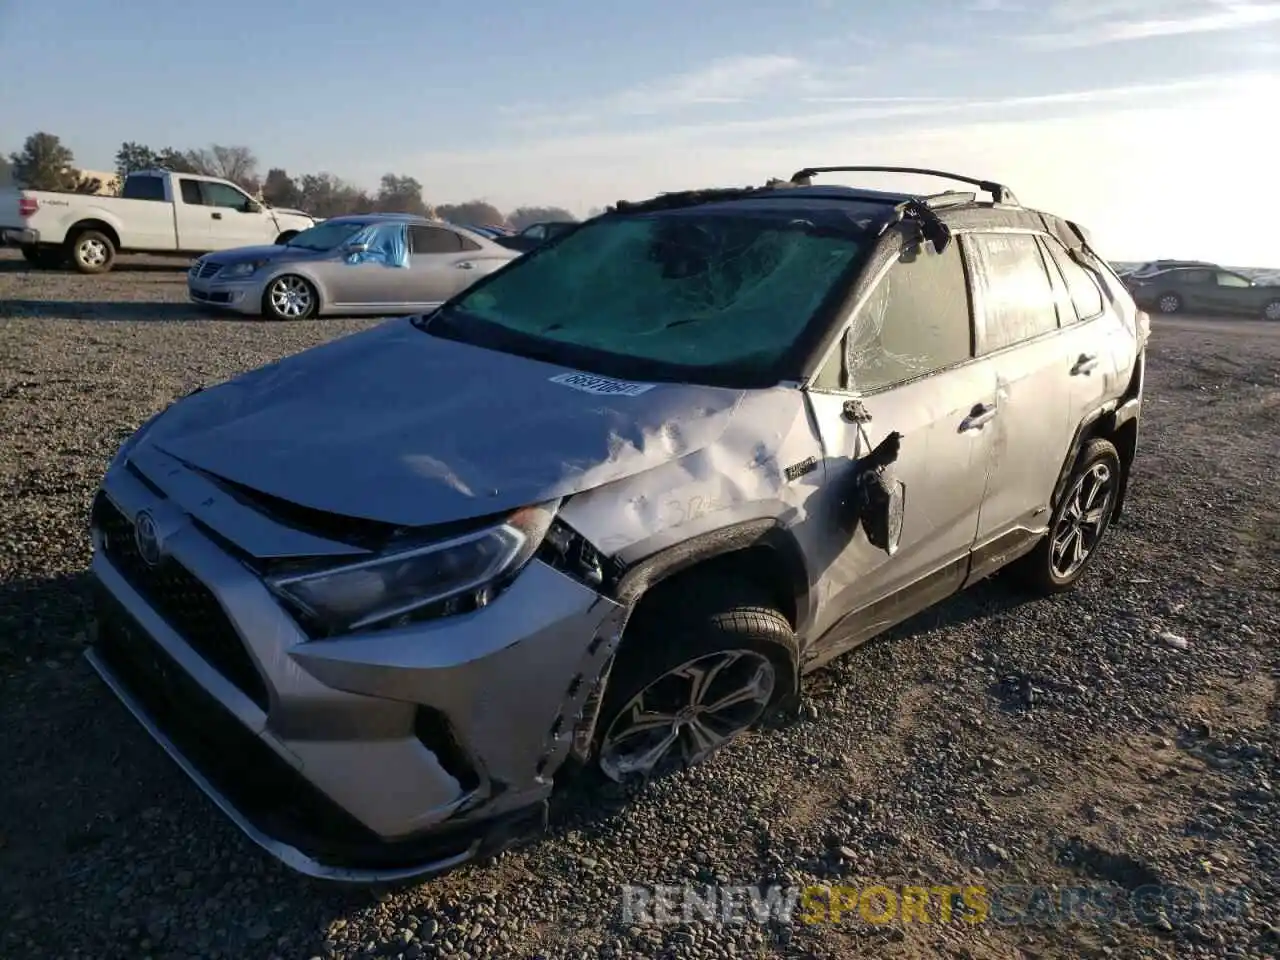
[845,430,906,555]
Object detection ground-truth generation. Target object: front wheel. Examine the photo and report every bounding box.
[593,576,797,783]
[1156,292,1182,314]
[1263,299,1280,322]
[261,274,318,320]
[1009,438,1122,594]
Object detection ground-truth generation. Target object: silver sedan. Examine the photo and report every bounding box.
[187,214,519,320]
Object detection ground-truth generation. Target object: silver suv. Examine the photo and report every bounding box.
[86,166,1150,882]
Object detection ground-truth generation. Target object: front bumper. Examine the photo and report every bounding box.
[87,447,625,880]
[2,227,39,246]
[187,272,262,314]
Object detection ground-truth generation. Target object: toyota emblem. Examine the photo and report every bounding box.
[134,510,162,567]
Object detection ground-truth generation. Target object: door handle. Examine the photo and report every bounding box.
[456,260,475,270]
[1071,353,1098,375]
[211,212,222,220]
[959,402,997,432]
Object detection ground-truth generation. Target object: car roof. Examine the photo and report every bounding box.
[606,167,1096,256]
[320,212,460,227]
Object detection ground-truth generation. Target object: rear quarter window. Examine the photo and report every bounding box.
[1042,237,1105,321]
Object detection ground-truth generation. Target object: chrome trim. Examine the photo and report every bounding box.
[84,647,481,883]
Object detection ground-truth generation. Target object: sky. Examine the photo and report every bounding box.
[2,0,1278,264]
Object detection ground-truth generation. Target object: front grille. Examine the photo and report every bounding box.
[92,492,270,711]
[196,261,221,279]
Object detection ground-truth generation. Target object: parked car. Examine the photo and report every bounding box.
[495,219,577,252]
[1125,266,1280,319]
[85,165,1148,881]
[187,214,519,320]
[0,169,318,274]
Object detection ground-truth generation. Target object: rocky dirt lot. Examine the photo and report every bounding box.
[0,250,1277,960]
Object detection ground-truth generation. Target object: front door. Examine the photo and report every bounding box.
[801,233,997,668]
[200,180,272,249]
[174,178,212,250]
[959,232,1075,567]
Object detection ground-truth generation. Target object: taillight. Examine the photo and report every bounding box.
[18,196,38,218]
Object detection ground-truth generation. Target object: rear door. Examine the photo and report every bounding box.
[960,231,1075,569]
[802,233,998,665]
[407,224,486,304]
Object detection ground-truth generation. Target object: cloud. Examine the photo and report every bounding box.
[501,54,887,130]
[398,69,1274,218]
[1021,0,1280,48]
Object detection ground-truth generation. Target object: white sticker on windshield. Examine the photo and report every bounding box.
[549,372,655,396]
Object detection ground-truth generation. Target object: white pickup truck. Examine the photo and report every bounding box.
[0,169,318,274]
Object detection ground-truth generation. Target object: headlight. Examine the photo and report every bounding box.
[267,501,558,634]
[220,260,268,279]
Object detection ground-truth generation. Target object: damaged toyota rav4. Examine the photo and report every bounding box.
[86,165,1150,881]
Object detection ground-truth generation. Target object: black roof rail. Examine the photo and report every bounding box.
[790,165,1019,206]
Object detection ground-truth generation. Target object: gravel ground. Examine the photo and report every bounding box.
[1,249,1277,960]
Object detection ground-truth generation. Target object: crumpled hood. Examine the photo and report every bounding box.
[142,318,745,528]
[204,244,317,266]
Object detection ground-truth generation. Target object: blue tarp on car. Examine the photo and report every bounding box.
[345,221,409,268]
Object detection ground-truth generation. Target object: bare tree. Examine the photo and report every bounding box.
[185,144,259,191]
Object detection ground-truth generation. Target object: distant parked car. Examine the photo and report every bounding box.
[1126,266,1280,319]
[496,220,577,253]
[187,214,519,320]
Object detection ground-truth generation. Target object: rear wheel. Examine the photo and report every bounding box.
[1009,438,1122,595]
[262,274,318,320]
[1156,292,1182,314]
[67,230,116,274]
[1263,299,1280,321]
[594,575,797,783]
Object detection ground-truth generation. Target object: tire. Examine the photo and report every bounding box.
[1263,299,1280,322]
[592,575,798,783]
[274,231,298,245]
[261,274,318,320]
[1155,292,1182,314]
[1009,438,1122,595]
[21,245,64,269]
[67,229,116,274]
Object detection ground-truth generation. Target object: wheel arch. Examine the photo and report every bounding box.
[1052,351,1144,523]
[66,218,120,252]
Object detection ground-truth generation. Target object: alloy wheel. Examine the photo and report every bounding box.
[1264,300,1280,321]
[1050,462,1115,580]
[1157,294,1180,314]
[268,276,314,319]
[598,650,776,781]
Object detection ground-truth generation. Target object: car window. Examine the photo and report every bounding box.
[201,182,250,210]
[524,224,547,241]
[178,179,204,205]
[410,225,466,254]
[966,233,1060,353]
[838,239,974,392]
[458,232,482,252]
[1036,238,1077,326]
[1216,271,1251,288]
[1041,236,1105,322]
[1179,269,1213,284]
[121,175,166,201]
